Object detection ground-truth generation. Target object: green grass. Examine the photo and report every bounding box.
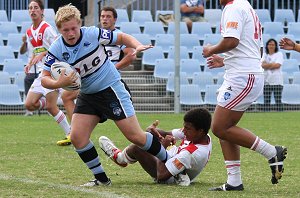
[0,112,299,198]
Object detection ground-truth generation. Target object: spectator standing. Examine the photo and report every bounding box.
[261,39,284,111]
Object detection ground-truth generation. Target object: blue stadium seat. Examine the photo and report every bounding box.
[154,34,174,53]
[204,9,222,28]
[203,64,225,75]
[287,22,300,41]
[2,59,25,78]
[0,22,18,41]
[141,46,164,69]
[281,84,300,104]
[255,9,271,27]
[0,71,11,84]
[274,9,295,26]
[167,46,189,59]
[180,34,200,52]
[191,22,213,42]
[263,22,284,37]
[14,71,25,93]
[281,59,300,73]
[131,33,152,45]
[11,10,31,27]
[167,22,189,34]
[262,34,271,47]
[192,72,214,92]
[203,33,222,46]
[7,33,23,53]
[143,22,165,40]
[18,52,29,62]
[191,46,206,67]
[180,59,201,77]
[289,50,300,62]
[0,10,8,22]
[0,46,15,64]
[44,8,55,22]
[282,72,290,84]
[216,72,225,84]
[292,72,300,84]
[180,84,204,105]
[131,10,153,28]
[153,59,175,79]
[204,84,219,105]
[120,22,141,34]
[166,72,189,92]
[0,33,3,46]
[115,9,129,28]
[20,21,32,34]
[0,84,23,105]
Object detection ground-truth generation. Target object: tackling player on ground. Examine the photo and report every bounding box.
[99,107,212,186]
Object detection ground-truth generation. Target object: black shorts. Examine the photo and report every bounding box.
[74,80,133,123]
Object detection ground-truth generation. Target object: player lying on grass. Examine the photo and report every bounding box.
[99,107,212,186]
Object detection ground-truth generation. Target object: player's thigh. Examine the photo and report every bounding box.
[62,90,79,101]
[25,90,43,106]
[212,105,244,132]
[114,115,146,147]
[71,113,100,148]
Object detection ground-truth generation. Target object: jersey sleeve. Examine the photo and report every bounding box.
[165,150,192,176]
[222,5,244,40]
[43,26,58,50]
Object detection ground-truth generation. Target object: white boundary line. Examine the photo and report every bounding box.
[0,174,128,198]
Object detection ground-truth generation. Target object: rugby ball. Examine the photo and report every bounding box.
[50,62,81,91]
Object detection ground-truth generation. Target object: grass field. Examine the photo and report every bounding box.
[0,112,299,198]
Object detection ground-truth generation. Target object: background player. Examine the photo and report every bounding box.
[21,0,71,146]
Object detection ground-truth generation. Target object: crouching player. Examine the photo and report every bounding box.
[99,107,212,186]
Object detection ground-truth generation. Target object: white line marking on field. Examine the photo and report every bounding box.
[0,174,128,198]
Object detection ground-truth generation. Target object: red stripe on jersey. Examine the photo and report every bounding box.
[27,22,49,47]
[226,163,240,168]
[225,74,255,109]
[184,144,198,154]
[226,1,234,6]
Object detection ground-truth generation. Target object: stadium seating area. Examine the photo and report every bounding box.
[1,7,300,111]
[0,9,56,107]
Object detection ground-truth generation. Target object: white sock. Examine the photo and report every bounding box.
[225,160,242,186]
[251,136,276,160]
[39,97,46,110]
[53,110,71,136]
[116,146,137,164]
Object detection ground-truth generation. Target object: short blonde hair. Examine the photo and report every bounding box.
[55,3,81,29]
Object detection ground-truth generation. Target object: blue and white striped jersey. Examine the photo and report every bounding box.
[43,26,121,94]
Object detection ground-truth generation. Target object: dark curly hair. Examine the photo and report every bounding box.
[184,108,211,134]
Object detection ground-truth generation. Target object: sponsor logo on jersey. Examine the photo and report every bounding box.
[172,158,184,170]
[101,29,110,39]
[63,52,70,61]
[45,54,55,65]
[224,92,231,100]
[226,21,238,29]
[84,42,91,47]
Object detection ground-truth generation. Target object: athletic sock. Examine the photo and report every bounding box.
[225,160,242,186]
[140,132,170,163]
[39,97,46,110]
[250,136,277,160]
[76,141,109,182]
[53,110,71,136]
[116,146,137,164]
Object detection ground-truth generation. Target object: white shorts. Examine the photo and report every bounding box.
[29,74,62,96]
[217,73,264,111]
